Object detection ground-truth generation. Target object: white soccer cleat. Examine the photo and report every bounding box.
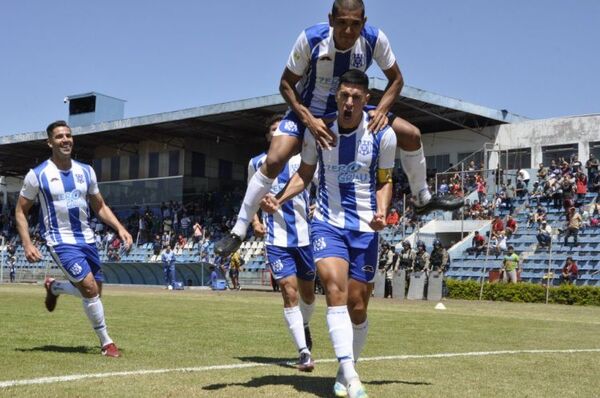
[346,378,368,398]
[333,380,348,397]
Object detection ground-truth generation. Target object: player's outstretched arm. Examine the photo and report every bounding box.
[15,196,43,262]
[89,193,133,249]
[280,68,336,149]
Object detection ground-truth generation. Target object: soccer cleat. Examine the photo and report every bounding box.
[346,378,368,398]
[297,351,314,372]
[304,324,313,352]
[214,233,243,256]
[415,194,464,216]
[101,343,121,358]
[44,277,58,312]
[334,381,348,397]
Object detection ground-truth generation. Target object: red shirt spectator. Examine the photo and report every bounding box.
[492,217,504,237]
[576,175,588,194]
[386,209,400,226]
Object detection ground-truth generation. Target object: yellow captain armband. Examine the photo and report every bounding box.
[377,168,393,184]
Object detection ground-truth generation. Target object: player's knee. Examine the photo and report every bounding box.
[263,153,287,178]
[348,304,368,324]
[393,120,421,150]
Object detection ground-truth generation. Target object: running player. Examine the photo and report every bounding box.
[262,70,392,398]
[215,0,463,256]
[250,115,316,371]
[15,120,132,358]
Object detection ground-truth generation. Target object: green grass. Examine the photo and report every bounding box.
[1,284,599,397]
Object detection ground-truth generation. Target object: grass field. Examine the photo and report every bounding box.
[1,284,599,397]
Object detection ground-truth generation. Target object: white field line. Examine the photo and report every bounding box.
[1,348,599,389]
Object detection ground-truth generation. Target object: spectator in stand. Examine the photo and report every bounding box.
[467,231,486,256]
[161,231,171,248]
[470,200,483,220]
[517,169,530,188]
[438,179,449,196]
[564,207,582,247]
[586,154,599,189]
[505,215,518,238]
[561,257,578,284]
[534,205,547,224]
[575,172,588,202]
[192,221,203,245]
[491,215,504,238]
[571,155,582,174]
[385,208,399,227]
[550,181,563,209]
[501,245,520,283]
[537,162,549,181]
[180,213,191,239]
[536,221,553,249]
[174,234,187,253]
[152,234,162,256]
[495,231,508,257]
[503,181,516,212]
[592,173,600,194]
[476,176,487,204]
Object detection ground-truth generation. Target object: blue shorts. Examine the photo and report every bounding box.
[274,108,396,139]
[265,245,315,281]
[311,219,378,283]
[48,243,103,283]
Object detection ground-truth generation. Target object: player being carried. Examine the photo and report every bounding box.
[249,115,317,372]
[15,120,132,358]
[215,0,463,256]
[262,70,392,398]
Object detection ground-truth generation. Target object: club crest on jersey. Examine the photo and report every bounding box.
[71,262,83,276]
[313,237,327,252]
[351,53,364,68]
[271,259,284,273]
[75,174,84,184]
[357,140,373,156]
[281,120,298,133]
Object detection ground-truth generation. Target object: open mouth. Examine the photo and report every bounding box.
[343,110,353,119]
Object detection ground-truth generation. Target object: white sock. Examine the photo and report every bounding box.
[327,306,358,382]
[284,306,308,353]
[231,169,274,237]
[51,280,82,298]
[299,298,315,326]
[399,146,431,206]
[352,319,369,362]
[82,296,113,347]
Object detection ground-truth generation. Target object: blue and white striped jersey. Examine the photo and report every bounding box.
[301,112,397,232]
[20,159,98,247]
[286,23,396,117]
[248,153,311,247]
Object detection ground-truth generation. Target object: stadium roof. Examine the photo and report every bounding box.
[0,78,528,176]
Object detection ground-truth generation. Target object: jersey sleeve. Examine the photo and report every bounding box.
[88,166,100,195]
[286,30,311,77]
[301,131,319,166]
[373,29,396,71]
[378,128,397,170]
[20,170,39,200]
[247,159,256,184]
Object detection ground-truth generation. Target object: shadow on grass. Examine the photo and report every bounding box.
[204,374,432,396]
[15,345,98,354]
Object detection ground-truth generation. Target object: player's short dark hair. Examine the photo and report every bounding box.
[338,69,369,91]
[46,120,70,138]
[265,114,284,130]
[331,0,365,18]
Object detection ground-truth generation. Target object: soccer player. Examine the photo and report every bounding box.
[15,120,132,358]
[262,70,392,398]
[215,0,463,256]
[250,115,316,371]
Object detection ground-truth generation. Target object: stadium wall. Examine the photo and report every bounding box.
[490,114,600,168]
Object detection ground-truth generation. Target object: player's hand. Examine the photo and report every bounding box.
[24,244,43,262]
[253,221,267,238]
[307,116,336,149]
[260,194,280,214]
[118,229,133,250]
[367,109,389,133]
[369,212,386,231]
